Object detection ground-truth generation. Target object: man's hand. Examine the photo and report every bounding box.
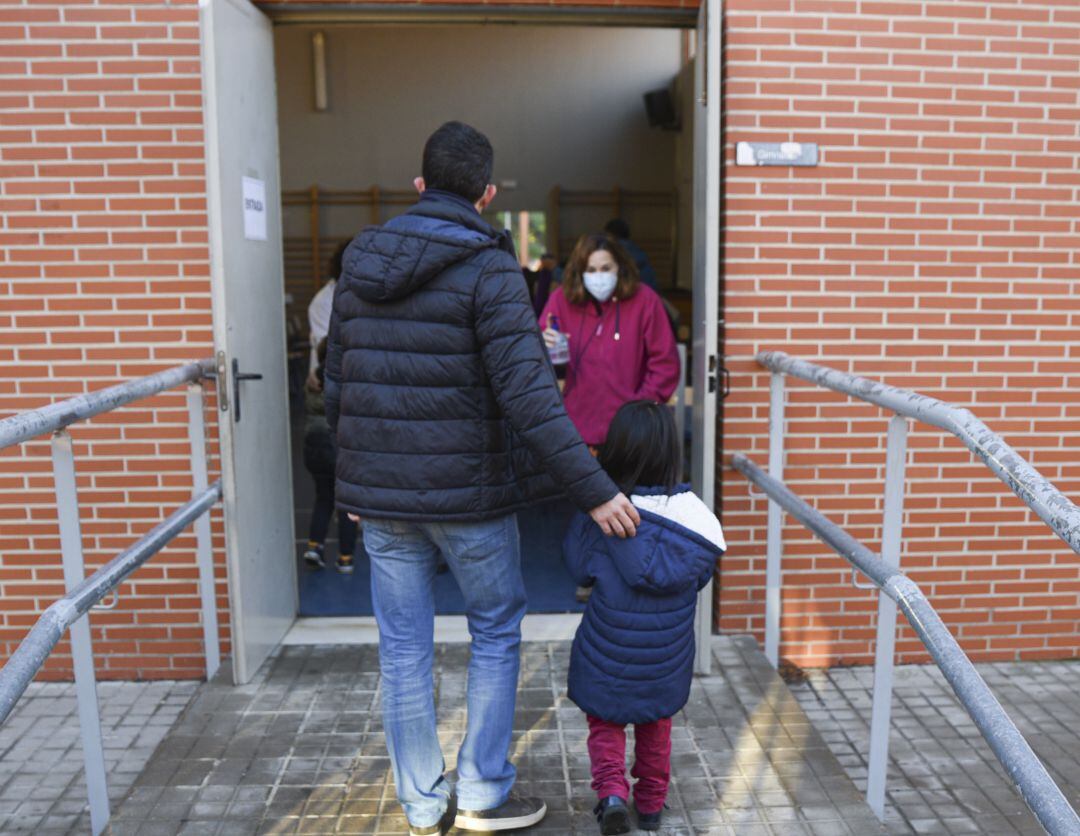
[588,493,640,538]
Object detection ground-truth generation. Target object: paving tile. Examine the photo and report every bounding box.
[22,637,1074,834]
[0,680,196,835]
[790,659,1080,834]
[84,638,883,833]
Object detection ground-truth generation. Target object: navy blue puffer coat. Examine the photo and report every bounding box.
[324,189,617,522]
[565,484,726,725]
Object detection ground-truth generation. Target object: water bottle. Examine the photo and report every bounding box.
[547,314,569,366]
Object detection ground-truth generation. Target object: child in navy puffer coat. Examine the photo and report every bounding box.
[563,400,726,835]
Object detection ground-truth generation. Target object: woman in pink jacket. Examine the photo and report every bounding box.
[539,233,680,448]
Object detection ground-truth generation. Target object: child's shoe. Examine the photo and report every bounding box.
[635,803,664,831]
[593,796,631,835]
[303,542,325,570]
[336,553,354,574]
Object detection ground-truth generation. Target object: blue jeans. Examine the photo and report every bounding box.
[363,514,526,828]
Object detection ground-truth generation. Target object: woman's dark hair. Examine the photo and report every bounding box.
[561,233,640,306]
[598,400,681,494]
[422,121,493,203]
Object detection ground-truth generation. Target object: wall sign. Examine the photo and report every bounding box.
[736,141,819,167]
[242,176,267,241]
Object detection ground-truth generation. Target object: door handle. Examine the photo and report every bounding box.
[231,357,263,423]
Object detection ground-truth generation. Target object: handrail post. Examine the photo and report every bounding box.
[51,430,109,836]
[765,371,785,667]
[866,414,908,819]
[187,384,220,681]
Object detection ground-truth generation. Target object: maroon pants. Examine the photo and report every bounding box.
[586,715,672,815]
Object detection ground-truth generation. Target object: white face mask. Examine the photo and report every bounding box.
[583,271,618,303]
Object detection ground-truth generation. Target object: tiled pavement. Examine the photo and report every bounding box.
[11,638,1076,835]
[102,636,883,835]
[789,661,1080,835]
[0,679,198,834]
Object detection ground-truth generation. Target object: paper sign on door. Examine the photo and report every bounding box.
[242,176,267,241]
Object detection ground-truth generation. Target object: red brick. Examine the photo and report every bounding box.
[3,0,1079,677]
[720,0,1080,667]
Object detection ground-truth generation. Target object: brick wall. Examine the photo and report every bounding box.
[0,0,696,682]
[4,0,1078,681]
[720,0,1080,666]
[0,0,226,679]
[255,0,695,7]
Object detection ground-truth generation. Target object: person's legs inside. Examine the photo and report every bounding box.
[303,470,334,569]
[631,717,672,823]
[336,506,358,573]
[364,519,450,830]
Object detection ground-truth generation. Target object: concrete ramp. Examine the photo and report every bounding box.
[108,635,881,834]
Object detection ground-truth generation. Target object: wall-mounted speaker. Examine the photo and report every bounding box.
[644,86,679,131]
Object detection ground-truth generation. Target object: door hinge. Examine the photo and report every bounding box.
[706,355,732,399]
[216,351,229,413]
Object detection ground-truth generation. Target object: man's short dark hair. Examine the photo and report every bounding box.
[604,218,631,239]
[422,121,493,203]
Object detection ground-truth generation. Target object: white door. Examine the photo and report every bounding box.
[200,0,296,684]
[691,0,721,675]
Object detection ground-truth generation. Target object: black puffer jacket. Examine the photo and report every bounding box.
[324,189,618,522]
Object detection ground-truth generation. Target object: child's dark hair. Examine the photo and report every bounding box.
[598,400,681,494]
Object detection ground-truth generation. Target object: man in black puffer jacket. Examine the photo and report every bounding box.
[324,122,640,836]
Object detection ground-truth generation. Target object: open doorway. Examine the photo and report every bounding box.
[272,23,700,618]
[201,0,719,680]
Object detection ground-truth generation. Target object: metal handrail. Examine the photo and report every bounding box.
[0,359,220,836]
[744,350,1080,834]
[757,350,1080,558]
[0,481,221,724]
[0,359,214,449]
[733,453,1080,835]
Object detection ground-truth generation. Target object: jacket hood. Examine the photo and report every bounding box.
[602,483,726,594]
[341,190,512,303]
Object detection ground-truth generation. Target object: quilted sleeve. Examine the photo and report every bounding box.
[474,253,618,512]
[562,512,596,586]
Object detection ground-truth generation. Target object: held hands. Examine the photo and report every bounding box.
[588,493,641,538]
[542,327,560,349]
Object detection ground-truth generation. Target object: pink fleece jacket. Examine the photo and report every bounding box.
[539,285,680,446]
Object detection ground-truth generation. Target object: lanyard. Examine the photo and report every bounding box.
[571,300,620,370]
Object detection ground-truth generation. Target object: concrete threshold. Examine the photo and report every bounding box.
[283,613,583,645]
